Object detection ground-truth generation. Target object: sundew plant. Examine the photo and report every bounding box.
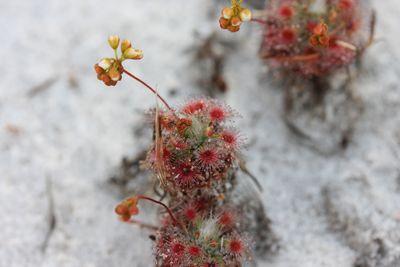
[94,35,267,266]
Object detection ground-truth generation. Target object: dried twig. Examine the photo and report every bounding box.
[27,76,58,98]
[41,176,56,253]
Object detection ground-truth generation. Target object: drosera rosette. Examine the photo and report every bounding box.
[213,0,374,99]
[143,98,245,194]
[246,0,376,154]
[213,1,376,154]
[155,217,252,266]
[258,0,375,79]
[114,194,254,266]
[154,198,253,266]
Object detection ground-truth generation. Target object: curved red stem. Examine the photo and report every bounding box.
[137,195,178,224]
[251,18,267,25]
[122,69,172,110]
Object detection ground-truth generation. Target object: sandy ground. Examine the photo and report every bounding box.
[1,0,400,266]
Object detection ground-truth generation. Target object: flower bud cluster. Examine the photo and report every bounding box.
[219,0,252,32]
[309,22,330,48]
[94,35,143,86]
[115,196,139,221]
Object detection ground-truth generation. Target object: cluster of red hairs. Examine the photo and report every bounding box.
[259,0,373,78]
[139,99,251,266]
[155,196,251,266]
[144,99,242,192]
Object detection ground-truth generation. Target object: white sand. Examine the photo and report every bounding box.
[1,0,399,266]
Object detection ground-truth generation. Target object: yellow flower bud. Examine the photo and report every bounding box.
[121,39,132,53]
[98,58,112,70]
[239,8,252,22]
[221,7,234,19]
[108,35,120,50]
[231,17,242,27]
[109,67,121,82]
[123,48,143,60]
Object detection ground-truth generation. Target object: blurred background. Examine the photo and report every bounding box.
[1,0,400,266]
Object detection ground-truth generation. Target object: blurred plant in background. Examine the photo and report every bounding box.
[259,0,374,78]
[216,0,376,155]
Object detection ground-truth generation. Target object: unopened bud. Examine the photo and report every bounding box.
[219,17,230,29]
[123,48,143,60]
[239,8,252,22]
[319,35,330,47]
[121,39,132,53]
[94,64,104,75]
[120,213,131,222]
[309,37,318,47]
[115,204,128,216]
[109,67,122,82]
[108,35,120,50]
[231,17,242,27]
[101,74,111,84]
[98,58,112,70]
[228,25,240,32]
[313,23,328,35]
[205,127,213,137]
[221,7,234,19]
[129,205,139,216]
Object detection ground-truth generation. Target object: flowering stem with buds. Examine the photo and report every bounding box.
[94,35,173,111]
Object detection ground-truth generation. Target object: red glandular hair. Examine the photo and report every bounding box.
[144,99,243,192]
[260,0,372,78]
[154,200,251,267]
